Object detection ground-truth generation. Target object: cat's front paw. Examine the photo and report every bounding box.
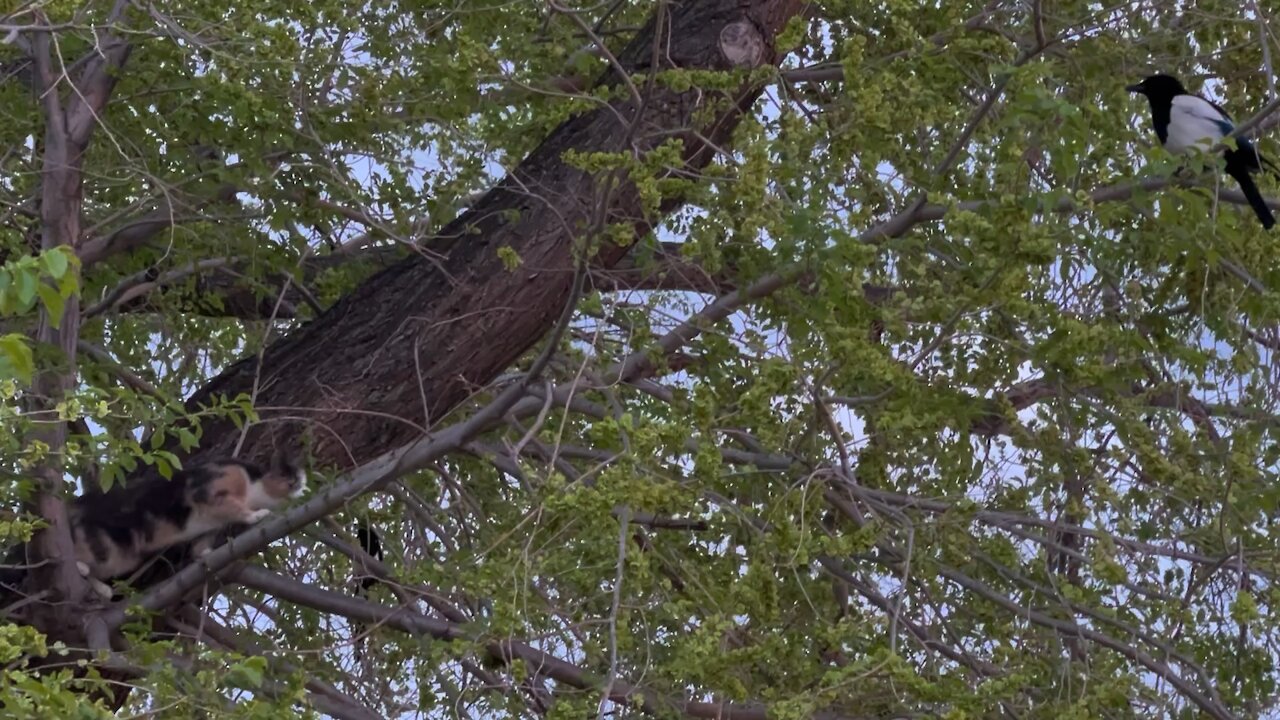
[245,508,271,524]
[76,561,91,577]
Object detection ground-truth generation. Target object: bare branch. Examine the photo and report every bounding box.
[82,257,233,317]
[77,183,240,266]
[169,608,382,720]
[232,565,858,720]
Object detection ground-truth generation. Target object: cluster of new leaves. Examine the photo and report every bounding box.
[0,247,77,382]
[4,0,1280,718]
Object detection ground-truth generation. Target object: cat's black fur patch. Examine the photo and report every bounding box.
[1,457,287,600]
[71,464,196,555]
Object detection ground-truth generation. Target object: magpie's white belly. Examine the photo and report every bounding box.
[1165,95,1231,153]
[1165,122,1221,153]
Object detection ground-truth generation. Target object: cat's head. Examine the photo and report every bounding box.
[253,452,308,504]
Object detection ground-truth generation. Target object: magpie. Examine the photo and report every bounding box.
[1127,73,1276,229]
[351,520,384,661]
[354,520,383,595]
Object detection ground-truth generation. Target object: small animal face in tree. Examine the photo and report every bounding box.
[245,455,309,510]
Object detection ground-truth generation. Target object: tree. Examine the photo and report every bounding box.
[2,0,1280,717]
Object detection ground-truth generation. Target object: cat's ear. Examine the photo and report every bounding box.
[267,449,308,497]
[269,450,296,476]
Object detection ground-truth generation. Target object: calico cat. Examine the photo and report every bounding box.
[2,455,307,601]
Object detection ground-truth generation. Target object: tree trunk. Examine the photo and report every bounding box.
[175,0,803,472]
[11,14,133,704]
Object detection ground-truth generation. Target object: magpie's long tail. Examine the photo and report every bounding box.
[352,521,384,662]
[1227,157,1277,230]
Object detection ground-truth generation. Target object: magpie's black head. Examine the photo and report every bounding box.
[1126,74,1187,100]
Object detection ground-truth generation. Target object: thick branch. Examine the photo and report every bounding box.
[167,0,805,472]
[76,183,240,266]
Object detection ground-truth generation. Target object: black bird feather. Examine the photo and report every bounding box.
[1127,73,1276,230]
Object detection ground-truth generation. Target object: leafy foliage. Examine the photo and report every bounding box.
[3,0,1280,718]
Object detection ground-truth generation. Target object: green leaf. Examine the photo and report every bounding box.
[176,427,199,451]
[56,270,78,298]
[497,245,522,271]
[36,285,65,327]
[153,450,182,473]
[0,334,34,384]
[14,269,37,309]
[99,465,120,493]
[41,248,68,280]
[224,657,267,689]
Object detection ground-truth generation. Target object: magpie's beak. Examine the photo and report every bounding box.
[1125,83,1144,94]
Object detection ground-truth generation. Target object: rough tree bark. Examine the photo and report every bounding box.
[170,0,804,473]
